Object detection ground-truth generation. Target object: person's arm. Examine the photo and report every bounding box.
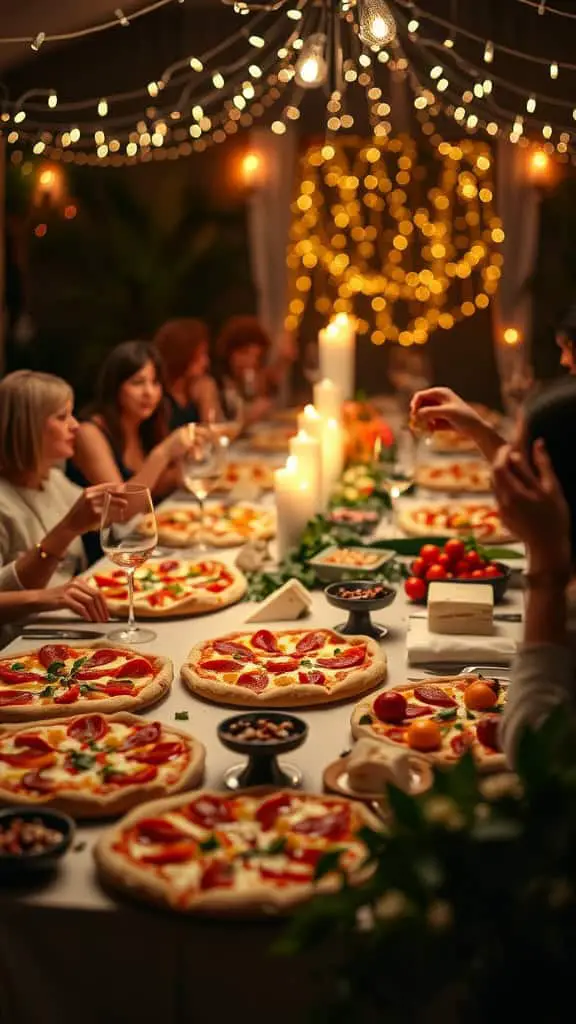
[72,421,192,493]
[193,376,223,423]
[0,579,110,625]
[410,387,506,461]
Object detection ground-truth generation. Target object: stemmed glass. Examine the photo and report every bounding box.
[100,484,158,644]
[181,426,228,552]
[209,388,245,445]
[374,429,416,533]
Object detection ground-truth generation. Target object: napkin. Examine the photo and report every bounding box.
[406,617,518,666]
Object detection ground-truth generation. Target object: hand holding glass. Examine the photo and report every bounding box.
[100,484,158,644]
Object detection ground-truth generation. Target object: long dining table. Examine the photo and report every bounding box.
[0,464,525,1024]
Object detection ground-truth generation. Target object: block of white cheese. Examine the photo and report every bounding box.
[245,578,313,623]
[427,581,494,636]
[347,739,413,794]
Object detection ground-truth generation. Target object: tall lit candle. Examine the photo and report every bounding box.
[296,404,325,503]
[289,429,322,513]
[321,417,345,504]
[318,313,356,400]
[274,455,316,562]
[313,377,342,422]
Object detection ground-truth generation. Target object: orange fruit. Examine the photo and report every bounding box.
[407,719,442,752]
[464,681,498,712]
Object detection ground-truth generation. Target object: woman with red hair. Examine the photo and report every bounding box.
[153,317,222,428]
[216,315,296,426]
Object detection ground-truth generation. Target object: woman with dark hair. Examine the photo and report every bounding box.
[153,318,222,428]
[216,316,296,426]
[67,340,191,495]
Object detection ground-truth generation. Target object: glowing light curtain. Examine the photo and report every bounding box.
[247,126,297,398]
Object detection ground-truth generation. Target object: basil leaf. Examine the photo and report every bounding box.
[435,708,458,721]
[265,837,287,855]
[70,657,88,675]
[359,713,373,725]
[69,751,96,772]
[79,684,98,695]
[101,765,120,781]
[199,835,220,852]
[39,684,55,698]
[334,648,342,655]
[47,660,66,675]
[175,710,189,721]
[10,662,25,671]
[300,658,312,667]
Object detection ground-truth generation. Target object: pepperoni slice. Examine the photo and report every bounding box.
[251,630,281,654]
[115,657,153,679]
[158,560,179,573]
[67,714,109,743]
[294,631,328,655]
[413,685,457,708]
[292,806,350,841]
[38,645,73,669]
[83,649,120,668]
[0,667,45,685]
[450,732,472,757]
[128,742,184,765]
[185,795,233,829]
[54,684,81,705]
[297,670,326,687]
[212,640,251,661]
[256,793,293,831]
[93,574,121,588]
[0,750,55,770]
[403,704,434,719]
[199,659,242,673]
[142,841,197,865]
[105,765,158,786]
[0,691,34,707]
[236,669,268,693]
[200,860,234,890]
[136,818,188,844]
[316,646,367,669]
[97,683,136,697]
[204,582,227,594]
[259,864,312,884]
[72,668,106,682]
[383,727,406,744]
[13,732,53,753]
[21,770,54,792]
[118,722,162,751]
[265,659,299,675]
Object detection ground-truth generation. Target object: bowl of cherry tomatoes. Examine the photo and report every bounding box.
[403,538,511,605]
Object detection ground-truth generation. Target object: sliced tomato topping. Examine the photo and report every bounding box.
[0,691,34,707]
[251,629,281,654]
[106,765,158,786]
[316,646,367,669]
[135,818,189,844]
[259,864,312,884]
[205,582,227,594]
[96,683,136,697]
[297,670,326,687]
[118,722,162,751]
[128,742,184,765]
[0,667,45,685]
[115,657,153,679]
[294,631,328,655]
[83,649,121,668]
[212,640,251,661]
[75,668,111,682]
[67,714,109,743]
[93,574,122,588]
[200,859,234,890]
[37,645,73,668]
[403,704,434,719]
[21,770,54,792]
[383,727,406,744]
[184,795,234,829]
[0,750,55,770]
[292,806,350,841]
[54,685,81,705]
[450,732,473,757]
[236,669,268,693]
[142,841,197,865]
[199,659,241,672]
[289,846,324,868]
[158,560,179,573]
[413,685,457,708]
[256,793,294,831]
[265,659,299,675]
[13,732,53,753]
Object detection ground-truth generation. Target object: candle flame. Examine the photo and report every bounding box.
[303,403,320,419]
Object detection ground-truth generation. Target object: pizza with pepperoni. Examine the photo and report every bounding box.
[95,788,380,914]
[0,712,204,817]
[182,628,387,707]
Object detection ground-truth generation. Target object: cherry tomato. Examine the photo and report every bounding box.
[373,691,407,724]
[476,716,501,750]
[454,560,470,578]
[420,544,441,565]
[404,576,427,601]
[464,681,498,712]
[426,564,447,582]
[411,557,426,578]
[443,539,465,563]
[407,719,442,752]
[464,549,482,569]
[437,553,452,571]
[470,569,486,578]
[483,564,502,578]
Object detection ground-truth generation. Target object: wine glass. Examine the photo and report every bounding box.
[181,427,228,552]
[375,429,416,533]
[100,484,158,644]
[209,387,245,445]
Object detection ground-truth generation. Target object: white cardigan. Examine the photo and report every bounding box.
[0,469,86,589]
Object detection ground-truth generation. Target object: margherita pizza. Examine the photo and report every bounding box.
[0,643,172,722]
[183,628,387,707]
[89,558,247,618]
[95,788,379,914]
[140,503,276,549]
[415,460,491,493]
[0,712,205,818]
[351,676,506,772]
[219,461,275,493]
[398,502,513,544]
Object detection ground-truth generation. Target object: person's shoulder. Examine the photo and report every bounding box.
[48,466,81,498]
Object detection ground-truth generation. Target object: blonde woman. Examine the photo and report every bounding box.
[0,370,116,622]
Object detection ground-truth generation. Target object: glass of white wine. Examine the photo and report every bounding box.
[375,429,416,531]
[100,484,158,644]
[182,427,228,552]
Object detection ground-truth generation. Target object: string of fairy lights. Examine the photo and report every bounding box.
[2,0,576,165]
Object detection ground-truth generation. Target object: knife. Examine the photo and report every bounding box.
[409,613,522,623]
[409,661,512,675]
[19,628,107,640]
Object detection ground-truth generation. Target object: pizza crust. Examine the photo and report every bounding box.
[397,504,512,544]
[0,641,173,723]
[0,712,205,818]
[351,679,506,773]
[415,461,491,493]
[94,787,382,916]
[88,562,247,619]
[182,629,387,708]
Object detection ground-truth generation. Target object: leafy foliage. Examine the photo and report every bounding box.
[278,708,576,1023]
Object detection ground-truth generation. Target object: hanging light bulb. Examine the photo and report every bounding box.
[357,0,396,48]
[294,33,327,89]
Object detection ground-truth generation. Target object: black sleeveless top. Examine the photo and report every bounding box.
[66,422,133,565]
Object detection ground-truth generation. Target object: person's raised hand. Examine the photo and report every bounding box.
[410,387,484,438]
[62,484,125,536]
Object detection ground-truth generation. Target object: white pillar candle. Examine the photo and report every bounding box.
[274,455,316,562]
[289,429,322,513]
[318,313,356,400]
[321,417,345,504]
[313,377,342,422]
[296,404,325,503]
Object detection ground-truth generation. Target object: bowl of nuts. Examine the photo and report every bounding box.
[324,580,397,641]
[0,808,74,876]
[309,545,394,583]
[217,712,308,791]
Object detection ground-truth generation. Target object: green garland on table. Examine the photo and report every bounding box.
[275,708,576,1023]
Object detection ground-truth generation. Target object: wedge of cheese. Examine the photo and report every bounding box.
[427,581,494,636]
[347,739,412,794]
[245,578,313,623]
